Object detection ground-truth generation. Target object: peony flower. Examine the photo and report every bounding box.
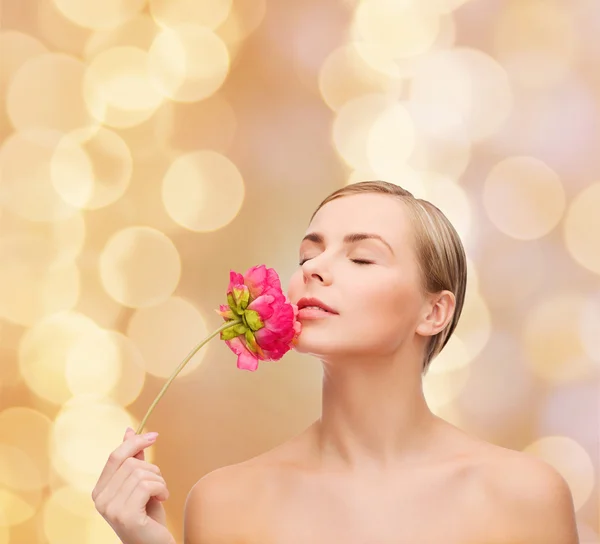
[135,265,301,433]
[216,265,302,371]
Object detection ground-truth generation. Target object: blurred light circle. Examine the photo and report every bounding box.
[0,407,52,491]
[421,173,472,243]
[334,94,397,171]
[50,397,144,493]
[19,312,101,405]
[431,335,470,372]
[524,294,595,383]
[0,487,40,527]
[43,485,119,544]
[347,166,427,199]
[0,445,42,492]
[423,338,471,409]
[366,102,416,175]
[84,14,159,59]
[523,436,595,511]
[0,215,85,326]
[318,43,402,112]
[453,288,491,362]
[0,130,79,222]
[410,47,512,141]
[216,0,266,48]
[150,0,232,30]
[0,347,18,392]
[75,250,125,329]
[148,24,230,102]
[465,258,479,293]
[415,0,473,15]
[405,101,471,179]
[0,254,79,327]
[483,156,565,240]
[580,291,600,363]
[52,0,146,30]
[493,2,576,90]
[576,523,600,544]
[154,94,237,154]
[458,331,536,438]
[0,31,48,95]
[51,126,133,210]
[36,0,90,57]
[538,381,598,458]
[99,226,181,308]
[564,183,600,275]
[491,78,599,187]
[83,46,164,128]
[65,327,122,398]
[353,0,441,59]
[428,12,456,51]
[127,296,209,378]
[103,332,146,406]
[477,235,546,311]
[162,150,245,232]
[7,53,95,132]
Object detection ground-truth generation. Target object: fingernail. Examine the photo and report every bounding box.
[144,432,159,442]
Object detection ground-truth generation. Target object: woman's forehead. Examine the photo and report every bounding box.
[309,194,412,242]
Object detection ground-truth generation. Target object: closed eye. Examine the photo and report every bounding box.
[298,258,374,266]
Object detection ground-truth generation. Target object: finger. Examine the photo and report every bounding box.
[94,458,162,510]
[101,474,167,525]
[93,432,158,499]
[124,427,145,461]
[123,478,170,514]
[120,469,168,506]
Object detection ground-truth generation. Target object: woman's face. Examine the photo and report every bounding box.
[287,193,431,360]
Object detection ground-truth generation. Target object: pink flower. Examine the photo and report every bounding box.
[215,265,302,371]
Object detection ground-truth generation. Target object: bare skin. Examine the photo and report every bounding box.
[184,194,578,543]
[184,417,578,544]
[94,193,577,543]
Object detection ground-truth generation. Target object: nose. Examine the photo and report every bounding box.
[302,256,332,286]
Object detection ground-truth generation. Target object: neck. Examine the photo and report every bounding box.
[314,349,439,472]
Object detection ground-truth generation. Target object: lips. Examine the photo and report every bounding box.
[296,297,338,314]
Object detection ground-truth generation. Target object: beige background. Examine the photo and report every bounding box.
[0,0,598,542]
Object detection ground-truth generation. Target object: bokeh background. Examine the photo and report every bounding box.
[0,0,598,542]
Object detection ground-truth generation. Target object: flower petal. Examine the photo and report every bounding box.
[243,265,282,299]
[215,305,236,320]
[227,270,245,294]
[225,337,260,371]
[247,294,275,320]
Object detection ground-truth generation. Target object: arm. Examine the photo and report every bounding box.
[494,455,579,544]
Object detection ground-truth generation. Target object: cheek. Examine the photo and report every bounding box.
[286,269,303,301]
[353,280,420,329]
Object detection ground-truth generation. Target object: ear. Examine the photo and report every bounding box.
[416,290,456,339]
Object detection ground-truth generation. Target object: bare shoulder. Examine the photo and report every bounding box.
[477,445,579,543]
[183,460,269,544]
[183,442,299,544]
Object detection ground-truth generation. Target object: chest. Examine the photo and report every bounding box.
[250,471,496,544]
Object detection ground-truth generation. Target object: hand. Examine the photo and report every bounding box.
[92,428,175,544]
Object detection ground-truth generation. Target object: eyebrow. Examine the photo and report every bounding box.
[301,232,395,256]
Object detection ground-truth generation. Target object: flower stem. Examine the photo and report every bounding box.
[135,318,242,434]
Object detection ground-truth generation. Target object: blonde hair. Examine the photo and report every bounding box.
[310,181,467,374]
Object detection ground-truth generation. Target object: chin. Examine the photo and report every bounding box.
[291,328,349,358]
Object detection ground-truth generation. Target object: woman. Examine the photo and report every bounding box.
[93,181,579,544]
